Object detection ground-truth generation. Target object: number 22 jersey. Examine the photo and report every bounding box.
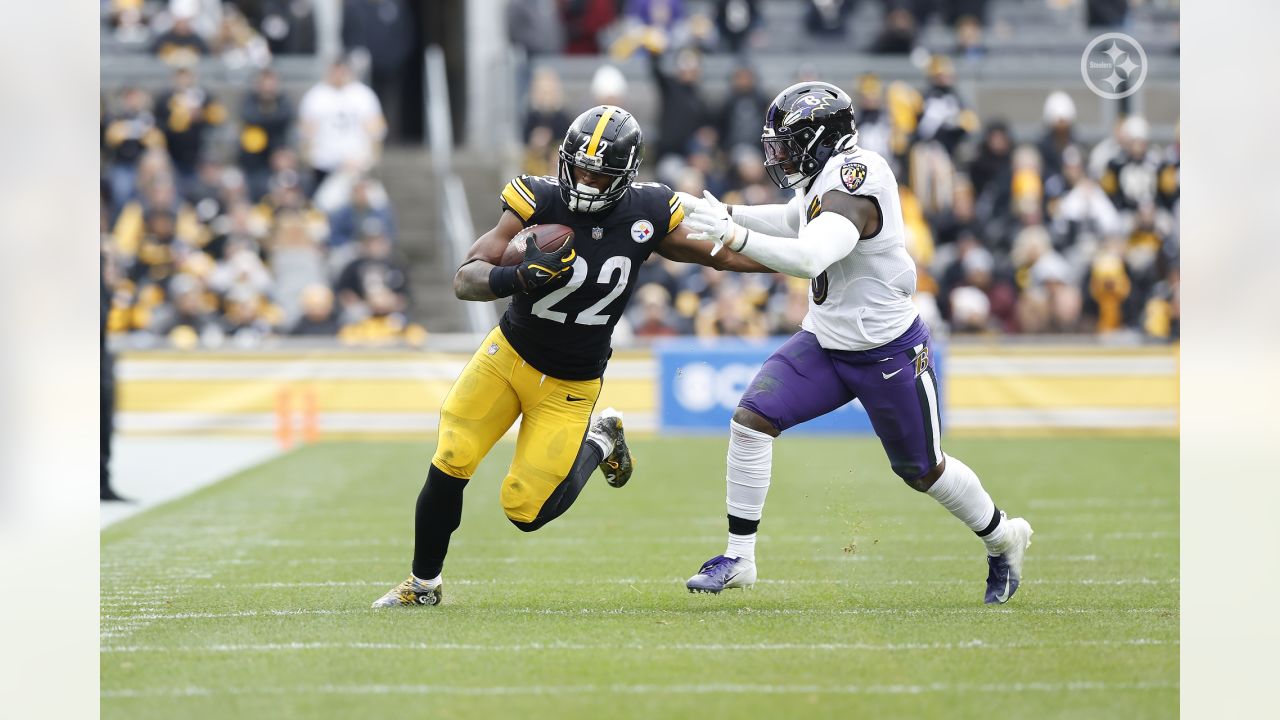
[496,175,685,380]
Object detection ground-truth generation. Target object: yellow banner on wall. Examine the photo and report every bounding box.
[115,346,1177,438]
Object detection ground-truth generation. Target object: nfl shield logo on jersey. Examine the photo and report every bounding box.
[630,219,655,243]
[841,162,867,193]
[592,227,604,240]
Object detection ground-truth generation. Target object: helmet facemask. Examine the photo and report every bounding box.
[558,143,636,214]
[762,124,827,190]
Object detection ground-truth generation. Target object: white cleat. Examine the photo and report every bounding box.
[371,575,443,607]
[985,514,1033,604]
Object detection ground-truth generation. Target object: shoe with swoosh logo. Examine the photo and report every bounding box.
[686,555,757,594]
[984,513,1033,604]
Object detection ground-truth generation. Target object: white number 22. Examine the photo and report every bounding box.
[531,256,631,325]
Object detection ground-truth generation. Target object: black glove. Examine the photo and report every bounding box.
[516,231,576,290]
[489,231,576,298]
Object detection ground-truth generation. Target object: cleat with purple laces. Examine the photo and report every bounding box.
[686,554,757,594]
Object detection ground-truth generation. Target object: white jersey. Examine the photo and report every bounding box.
[299,80,384,172]
[795,144,918,351]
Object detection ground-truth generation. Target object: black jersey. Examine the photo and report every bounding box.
[497,175,685,380]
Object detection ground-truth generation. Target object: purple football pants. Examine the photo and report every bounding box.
[738,316,943,482]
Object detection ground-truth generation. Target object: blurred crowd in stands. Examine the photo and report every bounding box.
[516,0,1179,342]
[104,0,319,63]
[508,0,1156,58]
[101,1,426,348]
[102,0,1178,347]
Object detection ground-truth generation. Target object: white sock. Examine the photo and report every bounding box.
[925,453,1008,555]
[586,430,614,458]
[726,533,757,561]
[412,573,441,586]
[724,420,773,562]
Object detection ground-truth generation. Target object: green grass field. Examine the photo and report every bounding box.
[101,436,1178,719]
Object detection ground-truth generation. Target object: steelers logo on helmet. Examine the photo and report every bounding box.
[761,81,857,190]
[557,105,644,214]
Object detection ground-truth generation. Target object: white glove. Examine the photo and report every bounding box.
[674,190,711,217]
[684,190,744,255]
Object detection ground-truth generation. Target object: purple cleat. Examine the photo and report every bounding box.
[686,555,757,594]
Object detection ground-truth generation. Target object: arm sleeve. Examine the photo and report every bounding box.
[735,211,859,279]
[499,176,539,224]
[665,191,686,236]
[730,195,803,237]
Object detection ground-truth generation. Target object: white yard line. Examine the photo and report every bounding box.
[101,638,1178,654]
[99,576,1180,592]
[101,437,281,529]
[100,606,1178,624]
[102,553,1146,569]
[102,679,1178,699]
[94,529,1181,549]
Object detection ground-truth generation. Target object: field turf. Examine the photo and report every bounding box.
[101,436,1178,719]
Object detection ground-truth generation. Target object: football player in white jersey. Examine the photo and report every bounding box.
[679,81,1034,604]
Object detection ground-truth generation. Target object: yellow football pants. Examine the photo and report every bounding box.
[431,326,601,523]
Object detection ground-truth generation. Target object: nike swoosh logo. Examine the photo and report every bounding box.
[881,368,904,380]
[996,575,1012,603]
[566,395,588,402]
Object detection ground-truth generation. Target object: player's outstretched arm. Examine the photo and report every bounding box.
[656,221,776,273]
[453,210,526,301]
[676,191,802,238]
[686,190,879,280]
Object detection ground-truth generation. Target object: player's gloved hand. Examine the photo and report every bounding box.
[685,190,745,256]
[674,190,712,218]
[515,231,576,293]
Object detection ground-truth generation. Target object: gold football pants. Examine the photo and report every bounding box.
[431,327,601,523]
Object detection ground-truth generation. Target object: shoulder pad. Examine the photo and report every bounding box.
[666,188,685,233]
[629,182,684,234]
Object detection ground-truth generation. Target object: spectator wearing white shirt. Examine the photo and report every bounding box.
[298,59,386,191]
[1050,146,1122,275]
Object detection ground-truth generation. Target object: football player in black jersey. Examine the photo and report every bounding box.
[374,105,770,606]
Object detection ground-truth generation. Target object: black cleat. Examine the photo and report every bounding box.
[590,408,634,488]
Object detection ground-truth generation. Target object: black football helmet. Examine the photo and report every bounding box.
[558,105,643,213]
[760,81,857,190]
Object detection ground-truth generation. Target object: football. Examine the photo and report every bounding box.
[499,224,574,266]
